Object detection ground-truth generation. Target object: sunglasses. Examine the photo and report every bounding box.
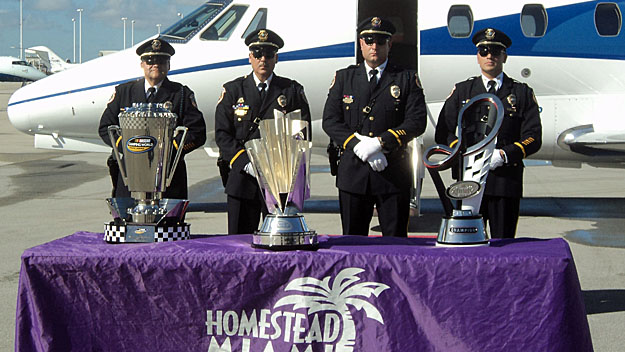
[362,36,389,46]
[478,45,505,57]
[251,48,277,59]
[142,56,169,65]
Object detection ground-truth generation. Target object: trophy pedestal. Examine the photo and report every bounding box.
[104,197,191,243]
[252,214,318,250]
[104,222,190,243]
[437,210,489,246]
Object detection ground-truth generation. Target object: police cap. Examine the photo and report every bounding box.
[358,16,396,37]
[136,38,175,58]
[472,28,512,48]
[244,29,284,49]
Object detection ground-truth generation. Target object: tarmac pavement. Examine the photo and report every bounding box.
[1,82,624,351]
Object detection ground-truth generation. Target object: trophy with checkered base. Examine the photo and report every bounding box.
[104,103,190,243]
[424,94,504,246]
[245,109,317,250]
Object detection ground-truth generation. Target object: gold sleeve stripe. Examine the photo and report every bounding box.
[388,129,402,146]
[450,139,458,148]
[173,140,179,150]
[514,142,527,158]
[115,136,122,148]
[230,149,246,167]
[343,134,356,149]
[522,137,535,146]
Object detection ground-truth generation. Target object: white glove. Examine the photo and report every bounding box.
[367,151,388,172]
[490,149,505,170]
[353,135,382,162]
[244,162,256,178]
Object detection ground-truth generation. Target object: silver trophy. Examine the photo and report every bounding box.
[245,109,317,250]
[104,102,190,243]
[424,94,504,246]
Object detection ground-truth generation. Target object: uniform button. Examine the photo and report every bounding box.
[237,118,242,121]
[346,106,350,110]
[369,116,374,121]
[369,132,374,137]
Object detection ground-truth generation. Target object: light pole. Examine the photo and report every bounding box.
[156,24,161,35]
[20,0,23,59]
[131,20,135,46]
[121,17,127,50]
[77,8,84,63]
[72,18,76,63]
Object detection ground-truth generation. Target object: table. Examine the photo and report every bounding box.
[16,232,592,351]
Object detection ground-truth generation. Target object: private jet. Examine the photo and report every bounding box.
[0,56,47,82]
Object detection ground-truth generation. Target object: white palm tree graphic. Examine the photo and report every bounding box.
[273,267,390,352]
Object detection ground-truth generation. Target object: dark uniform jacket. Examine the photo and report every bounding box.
[435,73,542,197]
[98,78,207,198]
[215,73,310,199]
[322,63,427,195]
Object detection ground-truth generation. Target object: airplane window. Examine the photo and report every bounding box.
[595,2,622,36]
[201,5,249,41]
[521,4,547,37]
[242,8,268,39]
[447,5,473,38]
[161,3,225,41]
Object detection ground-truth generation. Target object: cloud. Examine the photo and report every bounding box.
[32,0,74,12]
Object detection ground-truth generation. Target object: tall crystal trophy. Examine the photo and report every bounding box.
[104,103,190,243]
[245,109,317,250]
[424,94,504,246]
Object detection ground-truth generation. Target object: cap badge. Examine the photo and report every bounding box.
[390,85,401,98]
[371,17,382,28]
[277,95,287,108]
[258,30,268,42]
[151,39,161,51]
[485,28,495,40]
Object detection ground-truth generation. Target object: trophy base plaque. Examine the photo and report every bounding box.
[104,197,191,244]
[437,210,489,246]
[252,214,318,250]
[104,222,190,243]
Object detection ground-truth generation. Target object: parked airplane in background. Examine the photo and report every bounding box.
[0,56,47,82]
[26,46,78,74]
[6,0,625,190]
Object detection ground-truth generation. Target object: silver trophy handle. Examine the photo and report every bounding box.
[166,126,188,187]
[107,125,129,186]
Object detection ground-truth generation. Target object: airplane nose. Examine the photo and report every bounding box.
[7,84,36,135]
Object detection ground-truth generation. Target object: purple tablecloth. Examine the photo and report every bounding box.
[16,232,592,352]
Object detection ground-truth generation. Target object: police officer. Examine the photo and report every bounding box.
[98,38,207,199]
[322,17,427,237]
[215,29,311,235]
[435,28,542,238]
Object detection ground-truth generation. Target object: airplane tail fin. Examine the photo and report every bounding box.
[25,46,76,73]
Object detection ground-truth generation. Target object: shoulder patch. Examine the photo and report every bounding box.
[217,87,226,104]
[329,73,336,90]
[189,92,198,108]
[108,91,116,104]
[414,73,422,89]
[446,85,456,100]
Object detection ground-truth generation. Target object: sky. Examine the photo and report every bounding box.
[0,0,205,62]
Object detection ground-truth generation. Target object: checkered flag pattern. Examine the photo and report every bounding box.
[104,222,190,243]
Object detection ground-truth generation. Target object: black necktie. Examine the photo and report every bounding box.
[147,87,156,103]
[487,80,497,94]
[258,82,267,102]
[369,69,378,92]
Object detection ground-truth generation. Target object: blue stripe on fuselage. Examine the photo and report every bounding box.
[8,42,354,107]
[421,0,625,60]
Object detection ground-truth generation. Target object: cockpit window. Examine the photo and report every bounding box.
[521,4,547,37]
[12,61,31,67]
[241,8,267,39]
[447,5,473,38]
[595,2,622,36]
[160,0,231,42]
[201,5,249,41]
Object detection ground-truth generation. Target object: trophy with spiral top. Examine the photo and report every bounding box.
[424,94,504,246]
